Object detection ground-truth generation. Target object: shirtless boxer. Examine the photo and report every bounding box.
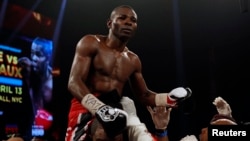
[65,5,191,141]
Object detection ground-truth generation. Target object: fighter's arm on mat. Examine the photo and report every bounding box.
[121,96,171,141]
[128,55,191,107]
[120,97,154,141]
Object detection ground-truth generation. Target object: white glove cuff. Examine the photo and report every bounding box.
[155,93,168,106]
[81,94,105,115]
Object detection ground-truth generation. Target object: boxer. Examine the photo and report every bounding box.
[66,5,192,141]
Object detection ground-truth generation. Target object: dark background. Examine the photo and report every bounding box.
[2,0,250,140]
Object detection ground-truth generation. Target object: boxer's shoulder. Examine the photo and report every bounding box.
[81,34,106,43]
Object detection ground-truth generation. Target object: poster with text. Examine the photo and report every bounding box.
[0,2,56,140]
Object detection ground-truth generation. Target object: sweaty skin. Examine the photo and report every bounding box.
[68,6,157,107]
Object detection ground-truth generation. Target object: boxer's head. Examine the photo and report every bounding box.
[107,5,138,41]
[210,114,237,125]
[91,118,123,141]
[31,37,52,73]
[31,137,46,141]
[6,137,24,141]
[199,96,237,141]
[199,114,237,141]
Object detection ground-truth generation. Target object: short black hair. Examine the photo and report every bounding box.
[109,5,135,19]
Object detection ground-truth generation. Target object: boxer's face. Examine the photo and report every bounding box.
[31,43,47,72]
[108,7,137,40]
[92,123,123,141]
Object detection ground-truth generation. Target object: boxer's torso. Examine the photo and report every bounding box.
[86,35,139,96]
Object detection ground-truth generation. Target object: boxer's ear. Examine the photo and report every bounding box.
[107,18,112,29]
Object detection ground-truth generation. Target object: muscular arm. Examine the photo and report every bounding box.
[128,55,157,106]
[68,35,98,101]
[128,54,191,107]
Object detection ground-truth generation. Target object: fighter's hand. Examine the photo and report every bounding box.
[82,94,128,138]
[18,57,32,72]
[213,96,232,117]
[155,87,192,107]
[95,105,128,138]
[168,87,192,104]
[147,106,172,130]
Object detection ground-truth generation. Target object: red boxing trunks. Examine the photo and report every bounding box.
[65,98,93,141]
[65,90,122,141]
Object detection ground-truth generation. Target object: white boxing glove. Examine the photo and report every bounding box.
[155,87,192,107]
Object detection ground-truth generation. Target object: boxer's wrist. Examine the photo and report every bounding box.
[155,87,192,107]
[155,129,168,137]
[155,125,167,130]
[155,93,175,107]
[81,93,105,115]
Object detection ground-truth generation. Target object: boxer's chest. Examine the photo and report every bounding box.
[93,49,134,81]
